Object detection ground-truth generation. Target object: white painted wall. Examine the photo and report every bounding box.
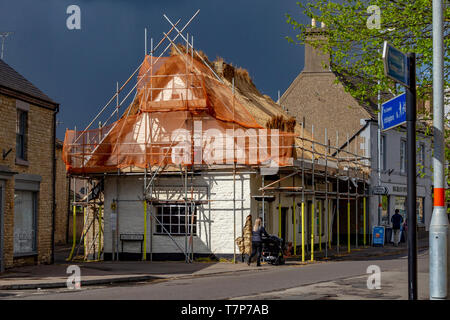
[365,122,433,231]
[103,173,251,256]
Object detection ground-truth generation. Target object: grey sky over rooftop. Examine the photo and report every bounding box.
[0,0,309,139]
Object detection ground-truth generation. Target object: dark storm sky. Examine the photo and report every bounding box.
[0,0,309,139]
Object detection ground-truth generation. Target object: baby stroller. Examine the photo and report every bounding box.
[261,234,286,265]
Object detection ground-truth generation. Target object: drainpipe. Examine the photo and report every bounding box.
[51,104,59,264]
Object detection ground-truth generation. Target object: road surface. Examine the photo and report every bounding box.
[1,251,429,300]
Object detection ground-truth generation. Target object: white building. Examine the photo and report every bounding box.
[280,21,434,240]
[64,50,370,261]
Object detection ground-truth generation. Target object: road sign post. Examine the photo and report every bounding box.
[383,42,418,300]
[406,53,418,300]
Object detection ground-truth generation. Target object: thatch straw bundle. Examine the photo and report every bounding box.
[235,214,253,256]
[265,115,296,132]
[170,44,213,69]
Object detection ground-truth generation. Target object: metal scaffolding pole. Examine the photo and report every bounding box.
[293,174,297,256]
[301,119,305,262]
[311,125,315,261]
[325,128,329,258]
[336,131,340,254]
[262,175,265,227]
[355,138,358,249]
[233,77,236,264]
[363,172,367,247]
[347,133,351,254]
[185,168,188,263]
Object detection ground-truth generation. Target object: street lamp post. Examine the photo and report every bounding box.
[429,0,449,301]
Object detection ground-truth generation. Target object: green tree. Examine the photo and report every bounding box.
[286,0,450,211]
[286,0,449,102]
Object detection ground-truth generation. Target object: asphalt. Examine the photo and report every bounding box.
[0,238,428,290]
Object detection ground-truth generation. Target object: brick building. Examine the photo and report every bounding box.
[0,58,59,271]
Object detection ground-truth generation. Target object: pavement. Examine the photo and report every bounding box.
[0,238,428,291]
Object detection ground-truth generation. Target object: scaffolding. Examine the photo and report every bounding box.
[63,10,371,263]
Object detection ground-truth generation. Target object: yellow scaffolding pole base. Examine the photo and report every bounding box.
[311,202,314,262]
[143,201,147,261]
[301,202,305,262]
[67,205,77,261]
[347,202,351,253]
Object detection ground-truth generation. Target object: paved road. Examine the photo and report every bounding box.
[2,251,429,300]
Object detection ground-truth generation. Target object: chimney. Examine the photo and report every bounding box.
[303,18,330,73]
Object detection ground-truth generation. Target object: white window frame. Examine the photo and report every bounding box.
[400,139,407,174]
[380,134,386,171]
[155,204,197,236]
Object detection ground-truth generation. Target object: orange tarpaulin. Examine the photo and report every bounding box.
[63,54,295,174]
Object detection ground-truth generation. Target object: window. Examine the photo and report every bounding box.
[400,139,406,174]
[14,190,37,254]
[16,109,28,160]
[258,201,269,229]
[155,204,197,235]
[394,196,406,221]
[418,143,425,167]
[417,197,424,224]
[380,135,386,171]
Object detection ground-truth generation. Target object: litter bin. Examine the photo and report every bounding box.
[385,227,392,244]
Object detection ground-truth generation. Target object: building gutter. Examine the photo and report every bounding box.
[51,104,60,264]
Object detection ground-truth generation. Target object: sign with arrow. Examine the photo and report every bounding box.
[381,93,406,131]
[383,42,410,87]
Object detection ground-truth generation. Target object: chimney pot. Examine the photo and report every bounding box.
[311,18,316,28]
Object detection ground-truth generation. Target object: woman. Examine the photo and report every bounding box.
[247,217,269,266]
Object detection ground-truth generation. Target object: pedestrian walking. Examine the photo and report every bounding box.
[247,217,269,266]
[391,209,403,247]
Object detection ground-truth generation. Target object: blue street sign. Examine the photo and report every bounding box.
[372,226,385,246]
[382,41,410,87]
[381,93,406,131]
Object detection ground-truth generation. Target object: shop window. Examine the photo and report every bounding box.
[394,196,406,221]
[155,204,196,236]
[14,190,37,255]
